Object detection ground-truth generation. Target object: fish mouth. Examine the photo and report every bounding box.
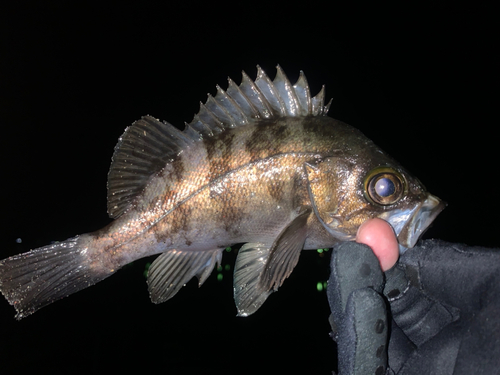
[397,194,446,251]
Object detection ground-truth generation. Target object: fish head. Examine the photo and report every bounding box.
[362,165,446,252]
[305,153,445,253]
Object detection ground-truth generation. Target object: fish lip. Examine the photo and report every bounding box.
[398,194,446,251]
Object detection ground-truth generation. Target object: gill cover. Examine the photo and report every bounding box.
[304,158,355,241]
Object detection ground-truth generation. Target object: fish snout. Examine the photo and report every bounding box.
[398,194,446,251]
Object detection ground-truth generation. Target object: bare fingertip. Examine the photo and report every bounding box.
[356,218,399,271]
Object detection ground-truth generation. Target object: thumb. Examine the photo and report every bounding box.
[356,218,399,271]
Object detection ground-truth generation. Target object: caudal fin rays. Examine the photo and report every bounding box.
[0,236,114,319]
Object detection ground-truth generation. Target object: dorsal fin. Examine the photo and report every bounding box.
[107,65,331,218]
[107,116,195,218]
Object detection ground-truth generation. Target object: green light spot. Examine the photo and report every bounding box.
[317,248,323,254]
[217,273,223,282]
[225,247,232,252]
[316,282,323,292]
[224,264,230,271]
[323,281,328,290]
[143,262,151,278]
[217,265,223,272]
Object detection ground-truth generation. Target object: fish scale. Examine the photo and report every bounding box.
[0,65,444,319]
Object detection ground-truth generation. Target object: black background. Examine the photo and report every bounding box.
[0,3,497,374]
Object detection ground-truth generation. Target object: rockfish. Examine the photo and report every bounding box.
[0,65,444,319]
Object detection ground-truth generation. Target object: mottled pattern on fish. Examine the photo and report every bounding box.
[102,118,363,247]
[0,65,444,319]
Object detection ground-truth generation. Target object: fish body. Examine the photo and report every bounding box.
[0,66,444,319]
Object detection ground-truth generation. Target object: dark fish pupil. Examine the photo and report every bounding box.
[375,177,395,197]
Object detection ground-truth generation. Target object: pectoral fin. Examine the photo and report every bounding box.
[260,208,311,291]
[233,242,272,317]
[148,248,222,304]
[233,208,311,316]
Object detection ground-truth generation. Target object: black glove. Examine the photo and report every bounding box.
[327,239,500,375]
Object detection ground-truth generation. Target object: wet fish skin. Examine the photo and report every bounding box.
[87,117,355,272]
[0,65,444,319]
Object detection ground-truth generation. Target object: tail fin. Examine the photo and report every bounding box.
[0,236,113,319]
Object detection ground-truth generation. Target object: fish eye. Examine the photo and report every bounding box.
[365,168,405,206]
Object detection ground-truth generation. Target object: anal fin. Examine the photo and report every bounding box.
[147,248,222,304]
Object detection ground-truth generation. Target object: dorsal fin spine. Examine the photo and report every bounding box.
[205,94,234,129]
[183,122,202,141]
[214,85,249,127]
[293,71,312,115]
[324,98,333,115]
[239,71,274,119]
[191,114,214,136]
[226,77,261,119]
[312,85,326,115]
[255,65,286,116]
[274,64,300,116]
[196,101,223,133]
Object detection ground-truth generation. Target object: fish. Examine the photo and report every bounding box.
[0,65,445,319]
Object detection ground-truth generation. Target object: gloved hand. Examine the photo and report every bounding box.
[328,224,500,374]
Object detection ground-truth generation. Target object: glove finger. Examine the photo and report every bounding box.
[338,288,388,375]
[328,242,384,325]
